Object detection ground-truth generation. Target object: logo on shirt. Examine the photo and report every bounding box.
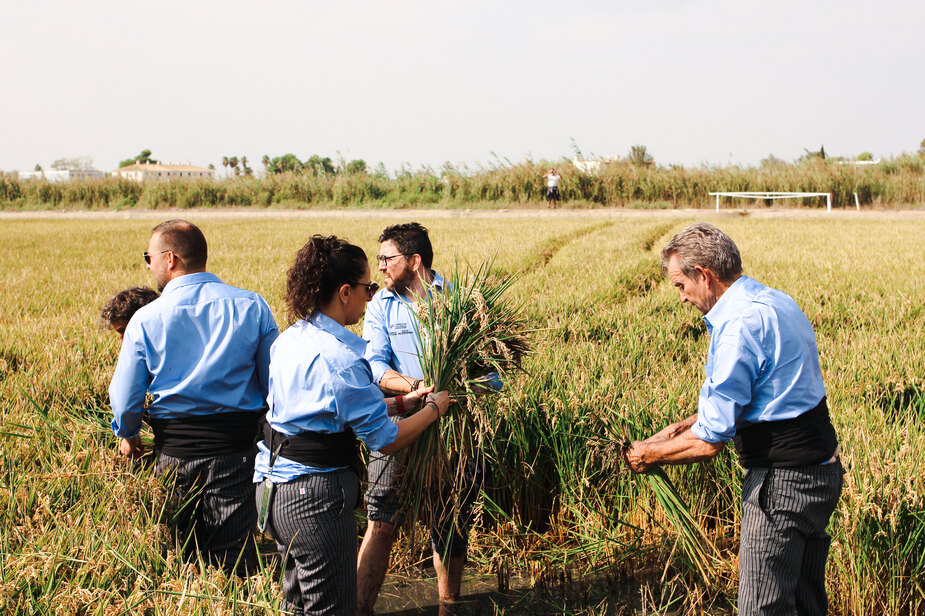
[389,323,414,336]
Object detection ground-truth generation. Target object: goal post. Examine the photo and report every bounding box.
[709,192,833,213]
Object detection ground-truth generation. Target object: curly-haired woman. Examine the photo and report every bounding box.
[254,235,450,616]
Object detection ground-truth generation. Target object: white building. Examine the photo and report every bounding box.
[18,169,105,182]
[112,163,215,182]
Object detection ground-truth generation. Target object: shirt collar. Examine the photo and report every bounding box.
[309,311,368,356]
[378,270,445,301]
[161,272,221,295]
[703,275,751,329]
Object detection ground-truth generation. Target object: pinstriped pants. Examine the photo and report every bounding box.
[155,449,258,576]
[257,469,359,616]
[738,460,843,616]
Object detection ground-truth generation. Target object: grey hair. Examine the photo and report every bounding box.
[660,223,742,282]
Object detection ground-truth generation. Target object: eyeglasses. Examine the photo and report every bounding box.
[376,253,408,265]
[143,250,170,264]
[350,281,380,299]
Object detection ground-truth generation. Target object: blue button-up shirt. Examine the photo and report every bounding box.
[691,276,827,444]
[362,271,446,384]
[253,312,399,483]
[109,272,279,439]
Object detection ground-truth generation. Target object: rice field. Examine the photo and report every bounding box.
[1,211,923,614]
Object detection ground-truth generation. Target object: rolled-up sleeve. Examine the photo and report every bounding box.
[332,362,399,451]
[692,336,759,443]
[108,325,151,439]
[362,300,395,385]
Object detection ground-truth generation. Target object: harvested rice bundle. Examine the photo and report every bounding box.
[396,262,531,530]
[613,437,726,582]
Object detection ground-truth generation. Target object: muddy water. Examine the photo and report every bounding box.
[375,571,534,614]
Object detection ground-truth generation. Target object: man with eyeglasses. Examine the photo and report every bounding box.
[357,222,483,614]
[108,219,278,576]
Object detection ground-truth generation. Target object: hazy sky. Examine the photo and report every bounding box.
[2,0,922,174]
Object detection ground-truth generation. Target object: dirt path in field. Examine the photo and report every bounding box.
[2,207,924,221]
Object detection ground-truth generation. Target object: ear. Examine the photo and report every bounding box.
[407,253,423,272]
[695,266,717,288]
[337,283,351,305]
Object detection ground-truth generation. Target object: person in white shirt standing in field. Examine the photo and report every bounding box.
[543,168,561,208]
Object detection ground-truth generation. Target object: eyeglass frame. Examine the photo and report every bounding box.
[376,253,410,265]
[349,281,380,299]
[143,249,171,264]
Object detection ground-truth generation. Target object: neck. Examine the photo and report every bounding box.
[405,268,434,300]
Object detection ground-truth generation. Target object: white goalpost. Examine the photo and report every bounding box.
[708,191,833,213]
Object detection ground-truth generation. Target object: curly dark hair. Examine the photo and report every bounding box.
[286,235,368,323]
[100,286,160,327]
[379,222,433,269]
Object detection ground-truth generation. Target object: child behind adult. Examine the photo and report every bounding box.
[100,287,160,341]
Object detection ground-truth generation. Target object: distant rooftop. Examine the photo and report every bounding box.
[116,163,213,172]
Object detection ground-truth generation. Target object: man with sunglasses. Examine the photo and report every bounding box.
[357,222,484,615]
[109,219,278,576]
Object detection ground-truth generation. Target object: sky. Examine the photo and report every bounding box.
[1,0,923,174]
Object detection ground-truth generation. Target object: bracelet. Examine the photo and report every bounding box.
[424,400,440,417]
[395,395,406,415]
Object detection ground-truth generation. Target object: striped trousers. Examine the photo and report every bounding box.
[155,448,258,576]
[257,469,359,616]
[738,460,843,616]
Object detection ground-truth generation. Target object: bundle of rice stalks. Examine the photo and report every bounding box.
[612,437,727,584]
[396,261,531,533]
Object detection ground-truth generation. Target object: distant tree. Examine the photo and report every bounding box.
[262,155,271,170]
[345,159,367,175]
[51,156,93,170]
[34,163,42,172]
[305,155,335,176]
[857,151,874,162]
[222,156,229,176]
[229,156,240,176]
[628,144,654,167]
[760,154,788,168]
[267,154,303,174]
[208,163,215,170]
[241,156,253,176]
[801,145,827,163]
[120,149,156,167]
[919,138,925,155]
[374,162,389,178]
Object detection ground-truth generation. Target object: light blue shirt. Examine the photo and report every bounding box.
[691,276,827,444]
[362,271,446,384]
[253,312,400,483]
[109,272,279,439]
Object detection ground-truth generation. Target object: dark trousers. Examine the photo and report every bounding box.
[257,469,359,616]
[155,448,257,576]
[738,460,843,616]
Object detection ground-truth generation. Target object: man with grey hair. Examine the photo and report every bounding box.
[109,219,279,576]
[623,222,842,615]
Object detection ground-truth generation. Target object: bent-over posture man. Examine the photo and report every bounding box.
[357,223,483,614]
[100,286,159,342]
[623,223,842,616]
[109,219,279,576]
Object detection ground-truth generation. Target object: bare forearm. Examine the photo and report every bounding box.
[379,370,417,396]
[624,427,725,472]
[645,413,698,444]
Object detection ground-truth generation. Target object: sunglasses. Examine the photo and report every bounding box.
[350,281,379,299]
[143,249,170,264]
